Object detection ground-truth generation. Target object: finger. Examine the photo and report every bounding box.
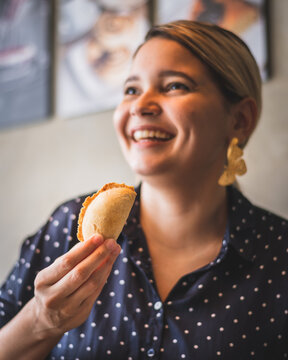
[71,246,121,302]
[35,234,104,287]
[63,248,121,317]
[53,239,120,297]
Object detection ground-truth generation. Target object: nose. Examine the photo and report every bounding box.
[130,91,161,118]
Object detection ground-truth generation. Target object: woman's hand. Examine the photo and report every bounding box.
[0,234,121,360]
[33,234,121,339]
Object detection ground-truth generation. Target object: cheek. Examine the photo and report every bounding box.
[113,105,127,138]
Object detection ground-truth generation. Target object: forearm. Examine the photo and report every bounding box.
[0,298,62,360]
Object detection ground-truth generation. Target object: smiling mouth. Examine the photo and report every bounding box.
[132,130,174,142]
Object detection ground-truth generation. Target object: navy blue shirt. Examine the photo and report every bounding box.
[1,186,288,359]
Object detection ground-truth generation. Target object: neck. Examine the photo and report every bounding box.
[140,178,228,249]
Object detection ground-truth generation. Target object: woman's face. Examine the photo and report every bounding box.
[113,37,235,183]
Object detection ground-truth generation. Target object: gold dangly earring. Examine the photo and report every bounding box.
[218,137,247,186]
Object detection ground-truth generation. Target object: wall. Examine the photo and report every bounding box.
[0,0,288,284]
[238,0,288,215]
[0,112,135,283]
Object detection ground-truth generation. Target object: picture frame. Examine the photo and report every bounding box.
[56,0,151,119]
[0,0,54,129]
[156,0,270,80]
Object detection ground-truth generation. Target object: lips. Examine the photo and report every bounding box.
[132,129,174,142]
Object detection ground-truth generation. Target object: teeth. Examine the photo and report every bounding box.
[133,130,172,142]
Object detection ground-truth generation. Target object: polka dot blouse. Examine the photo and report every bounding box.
[1,186,288,359]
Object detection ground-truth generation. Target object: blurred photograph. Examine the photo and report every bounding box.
[157,0,269,79]
[57,0,150,118]
[0,0,52,129]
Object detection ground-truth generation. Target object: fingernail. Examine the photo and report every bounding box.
[105,238,117,251]
[91,234,104,245]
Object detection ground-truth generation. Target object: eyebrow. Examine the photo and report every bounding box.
[159,70,198,86]
[124,75,139,85]
[124,70,198,86]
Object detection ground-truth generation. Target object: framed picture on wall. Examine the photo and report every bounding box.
[56,0,151,118]
[0,0,53,129]
[156,0,270,80]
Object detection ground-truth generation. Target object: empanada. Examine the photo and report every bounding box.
[77,183,136,242]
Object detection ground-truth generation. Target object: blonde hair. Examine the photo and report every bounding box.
[144,20,262,124]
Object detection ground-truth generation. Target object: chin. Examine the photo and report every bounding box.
[129,160,172,179]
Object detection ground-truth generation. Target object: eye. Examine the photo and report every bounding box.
[124,86,139,96]
[165,82,190,92]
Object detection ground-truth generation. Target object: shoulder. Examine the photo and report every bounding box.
[229,186,288,228]
[228,186,288,255]
[15,191,96,268]
[38,192,94,248]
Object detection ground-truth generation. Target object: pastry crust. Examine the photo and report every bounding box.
[77,182,136,242]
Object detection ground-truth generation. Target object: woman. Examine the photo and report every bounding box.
[0,20,287,359]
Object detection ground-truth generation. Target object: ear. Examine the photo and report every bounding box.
[229,97,258,146]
